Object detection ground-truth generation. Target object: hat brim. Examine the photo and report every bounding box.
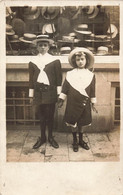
[32,38,54,45]
[68,47,94,69]
[86,6,95,14]
[74,29,92,35]
[10,40,20,43]
[107,24,118,39]
[19,37,33,43]
[6,30,15,36]
[96,51,108,56]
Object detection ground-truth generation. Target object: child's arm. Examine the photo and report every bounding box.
[58,78,70,108]
[29,62,34,104]
[90,75,98,113]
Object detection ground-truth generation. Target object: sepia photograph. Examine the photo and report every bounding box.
[0,1,123,195]
[6,4,120,162]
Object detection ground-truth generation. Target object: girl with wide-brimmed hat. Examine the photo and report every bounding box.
[58,47,97,152]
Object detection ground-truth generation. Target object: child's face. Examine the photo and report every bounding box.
[75,55,86,69]
[37,41,49,55]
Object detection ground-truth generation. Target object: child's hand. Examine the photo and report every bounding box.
[58,98,64,108]
[91,103,98,113]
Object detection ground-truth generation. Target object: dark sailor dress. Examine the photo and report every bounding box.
[59,68,96,127]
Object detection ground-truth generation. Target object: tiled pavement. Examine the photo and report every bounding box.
[6,126,120,162]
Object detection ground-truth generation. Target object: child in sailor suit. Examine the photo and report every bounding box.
[29,35,62,149]
[58,47,97,152]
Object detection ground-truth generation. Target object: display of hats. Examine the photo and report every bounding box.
[86,6,99,19]
[60,47,71,55]
[10,34,20,43]
[21,6,40,20]
[41,7,60,20]
[96,46,108,55]
[6,24,15,35]
[42,23,56,34]
[19,33,37,43]
[68,47,94,68]
[107,24,118,39]
[32,34,54,45]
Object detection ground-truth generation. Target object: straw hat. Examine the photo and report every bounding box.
[107,24,118,39]
[6,24,15,35]
[41,7,60,20]
[96,46,108,55]
[21,6,40,20]
[10,34,20,43]
[32,34,54,45]
[86,6,99,19]
[68,47,94,69]
[60,47,71,55]
[19,33,37,43]
[74,24,92,35]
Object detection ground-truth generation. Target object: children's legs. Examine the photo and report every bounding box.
[33,105,46,149]
[71,126,78,152]
[78,125,90,150]
[46,104,59,149]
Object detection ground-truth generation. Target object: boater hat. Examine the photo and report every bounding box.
[32,34,54,45]
[87,6,99,19]
[6,24,15,35]
[74,24,92,35]
[96,46,108,56]
[19,33,37,43]
[107,24,118,39]
[68,47,94,69]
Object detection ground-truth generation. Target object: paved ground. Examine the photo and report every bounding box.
[6,126,120,162]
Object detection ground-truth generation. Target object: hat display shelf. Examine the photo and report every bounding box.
[81,6,117,55]
[6,6,119,56]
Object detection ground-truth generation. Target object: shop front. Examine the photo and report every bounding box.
[6,5,120,132]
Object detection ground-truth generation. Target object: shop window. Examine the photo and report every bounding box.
[6,5,119,56]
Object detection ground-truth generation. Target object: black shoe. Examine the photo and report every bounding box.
[73,142,78,152]
[33,137,46,149]
[48,137,59,149]
[79,141,90,150]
